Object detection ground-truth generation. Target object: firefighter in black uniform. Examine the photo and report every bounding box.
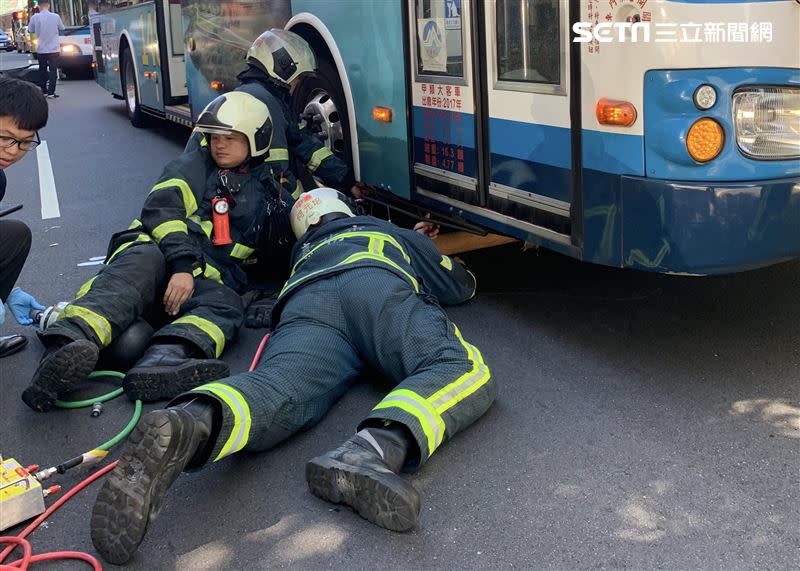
[90,188,497,565]
[186,29,356,199]
[22,92,295,412]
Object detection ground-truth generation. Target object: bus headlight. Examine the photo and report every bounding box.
[733,87,800,160]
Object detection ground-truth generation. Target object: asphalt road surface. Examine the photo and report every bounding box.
[1,78,797,570]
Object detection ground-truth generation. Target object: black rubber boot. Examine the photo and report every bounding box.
[306,425,420,532]
[123,342,229,402]
[22,337,99,412]
[90,400,216,565]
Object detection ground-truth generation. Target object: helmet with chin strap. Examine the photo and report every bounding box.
[194,91,273,158]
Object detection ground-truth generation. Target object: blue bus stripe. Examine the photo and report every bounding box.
[488,118,571,170]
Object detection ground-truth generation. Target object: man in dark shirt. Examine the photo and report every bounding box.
[0,78,48,357]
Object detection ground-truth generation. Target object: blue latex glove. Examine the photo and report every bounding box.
[7,288,45,326]
[0,300,5,325]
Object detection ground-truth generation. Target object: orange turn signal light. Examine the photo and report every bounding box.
[372,106,393,122]
[113,66,119,72]
[686,118,724,163]
[596,98,637,127]
[210,81,224,91]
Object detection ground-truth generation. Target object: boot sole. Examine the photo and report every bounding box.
[123,360,229,402]
[90,410,189,565]
[21,340,98,412]
[306,457,420,532]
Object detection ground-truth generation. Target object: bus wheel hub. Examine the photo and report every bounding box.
[303,91,344,154]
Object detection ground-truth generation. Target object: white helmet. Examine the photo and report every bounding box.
[194,91,273,158]
[291,188,355,238]
[246,29,317,86]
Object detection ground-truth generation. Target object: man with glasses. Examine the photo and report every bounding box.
[0,77,48,358]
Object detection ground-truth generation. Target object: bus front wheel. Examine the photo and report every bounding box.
[121,48,146,128]
[292,57,353,175]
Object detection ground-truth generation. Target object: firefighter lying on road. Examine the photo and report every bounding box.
[90,188,497,565]
[22,91,296,411]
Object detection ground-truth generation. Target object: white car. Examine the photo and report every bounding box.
[59,25,93,78]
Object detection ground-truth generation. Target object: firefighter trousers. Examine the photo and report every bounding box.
[44,242,244,359]
[179,268,496,469]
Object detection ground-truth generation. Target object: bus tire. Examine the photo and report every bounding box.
[292,56,353,174]
[120,47,146,128]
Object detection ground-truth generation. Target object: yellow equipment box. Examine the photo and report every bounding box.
[0,458,45,532]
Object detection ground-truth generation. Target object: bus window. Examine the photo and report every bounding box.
[169,2,183,56]
[495,0,562,90]
[415,0,464,80]
[96,0,148,10]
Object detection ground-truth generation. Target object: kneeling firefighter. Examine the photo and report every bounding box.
[186,29,355,199]
[22,91,295,411]
[90,188,496,565]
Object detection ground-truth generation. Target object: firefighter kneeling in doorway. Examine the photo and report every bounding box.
[90,188,496,565]
[22,91,295,411]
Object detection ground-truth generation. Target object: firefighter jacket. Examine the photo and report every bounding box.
[235,67,354,196]
[272,215,476,324]
[109,148,294,293]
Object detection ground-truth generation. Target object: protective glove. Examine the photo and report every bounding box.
[7,288,45,326]
[245,291,278,329]
[0,300,5,325]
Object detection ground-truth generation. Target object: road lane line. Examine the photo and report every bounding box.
[37,141,61,220]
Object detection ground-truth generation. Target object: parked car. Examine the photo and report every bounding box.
[16,27,31,53]
[59,25,93,78]
[0,31,13,52]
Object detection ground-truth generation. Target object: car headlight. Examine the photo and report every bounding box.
[61,44,77,53]
[733,86,800,160]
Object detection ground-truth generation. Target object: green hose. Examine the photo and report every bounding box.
[53,387,124,408]
[53,370,142,452]
[54,370,125,408]
[98,399,142,451]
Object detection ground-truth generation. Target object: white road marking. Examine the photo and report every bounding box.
[78,255,107,267]
[36,141,61,220]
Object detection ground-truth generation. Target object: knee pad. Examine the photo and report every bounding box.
[98,319,154,372]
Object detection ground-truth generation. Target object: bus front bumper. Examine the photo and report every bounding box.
[619,175,800,275]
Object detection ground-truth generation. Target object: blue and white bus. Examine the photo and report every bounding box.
[92,0,800,275]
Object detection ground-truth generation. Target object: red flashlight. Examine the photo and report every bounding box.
[211,197,232,246]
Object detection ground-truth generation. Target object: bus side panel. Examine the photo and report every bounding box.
[181,1,292,119]
[295,0,411,197]
[94,3,161,111]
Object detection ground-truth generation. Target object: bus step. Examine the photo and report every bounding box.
[360,187,488,237]
[164,104,193,127]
